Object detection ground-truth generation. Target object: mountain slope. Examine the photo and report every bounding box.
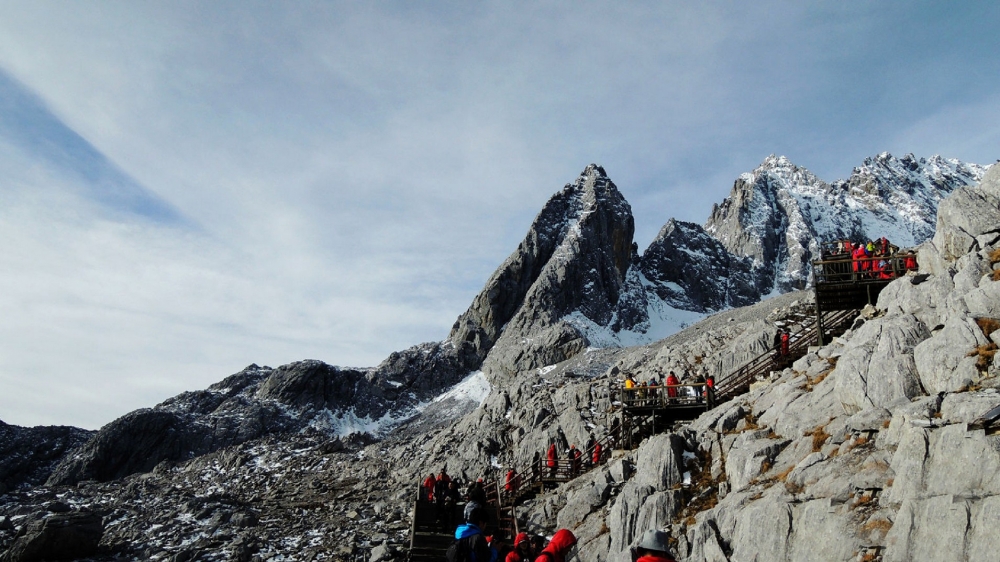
[704,153,988,294]
[451,164,641,375]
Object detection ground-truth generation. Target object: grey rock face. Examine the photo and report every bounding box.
[884,494,1000,562]
[928,164,1000,264]
[725,430,789,492]
[876,272,957,328]
[833,314,930,413]
[638,219,762,312]
[729,497,793,562]
[914,317,989,394]
[451,164,637,373]
[48,347,479,485]
[0,420,93,492]
[0,511,103,562]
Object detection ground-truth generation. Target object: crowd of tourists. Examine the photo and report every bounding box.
[446,501,676,562]
[621,371,715,407]
[822,237,918,280]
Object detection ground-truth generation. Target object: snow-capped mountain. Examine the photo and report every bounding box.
[705,153,988,294]
[8,153,988,493]
[449,164,641,375]
[555,153,988,349]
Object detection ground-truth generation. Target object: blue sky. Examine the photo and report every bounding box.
[1,1,998,429]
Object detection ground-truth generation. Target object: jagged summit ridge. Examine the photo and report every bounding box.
[13,154,988,490]
[450,164,639,374]
[705,152,988,294]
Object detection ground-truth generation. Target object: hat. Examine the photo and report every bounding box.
[637,529,672,554]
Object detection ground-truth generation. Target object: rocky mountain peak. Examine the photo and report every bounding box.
[450,164,636,375]
[702,153,988,295]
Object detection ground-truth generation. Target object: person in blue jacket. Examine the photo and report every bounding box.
[448,502,498,562]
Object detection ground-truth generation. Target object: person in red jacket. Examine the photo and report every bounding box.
[904,251,918,271]
[592,442,602,466]
[422,473,436,502]
[535,529,577,562]
[506,532,534,562]
[505,468,518,495]
[704,375,716,406]
[665,371,679,402]
[780,330,790,356]
[547,443,558,478]
[629,529,676,562]
[852,244,867,279]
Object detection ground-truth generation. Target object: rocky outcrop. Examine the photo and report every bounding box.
[922,163,1000,269]
[833,314,929,413]
[704,153,987,294]
[46,347,478,486]
[0,511,103,562]
[452,165,638,374]
[638,220,762,312]
[0,421,93,493]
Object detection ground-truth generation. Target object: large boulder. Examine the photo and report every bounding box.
[913,318,990,394]
[877,273,956,330]
[833,314,929,413]
[0,511,104,562]
[927,164,1000,265]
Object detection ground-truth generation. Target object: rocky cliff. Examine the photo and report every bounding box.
[0,421,93,493]
[46,338,479,486]
[704,153,987,295]
[450,164,640,375]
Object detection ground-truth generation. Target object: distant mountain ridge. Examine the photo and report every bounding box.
[15,152,989,489]
[705,153,987,295]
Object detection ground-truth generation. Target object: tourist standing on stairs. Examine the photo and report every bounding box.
[422,473,436,502]
[665,371,679,403]
[547,442,558,478]
[624,374,636,406]
[506,532,535,562]
[505,468,519,497]
[447,502,497,562]
[535,529,577,562]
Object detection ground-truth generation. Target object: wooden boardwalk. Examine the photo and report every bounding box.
[407,253,891,558]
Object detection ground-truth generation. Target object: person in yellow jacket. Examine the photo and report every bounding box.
[623,375,636,405]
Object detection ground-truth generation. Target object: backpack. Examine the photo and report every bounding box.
[446,537,473,562]
[447,533,495,562]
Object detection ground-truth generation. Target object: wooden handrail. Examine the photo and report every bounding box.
[411,306,859,559]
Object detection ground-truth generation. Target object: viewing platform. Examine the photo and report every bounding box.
[811,244,917,343]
